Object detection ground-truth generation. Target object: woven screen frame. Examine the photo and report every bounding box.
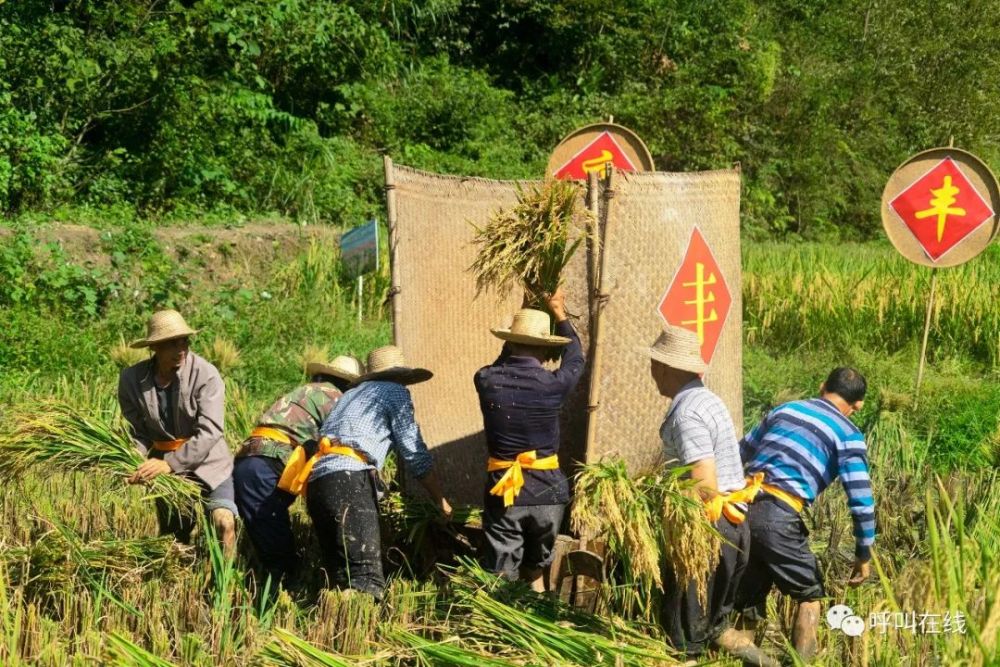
[585,169,743,473]
[389,164,594,504]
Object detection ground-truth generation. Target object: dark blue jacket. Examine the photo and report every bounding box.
[473,319,585,508]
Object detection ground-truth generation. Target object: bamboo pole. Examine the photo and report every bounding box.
[383,155,402,346]
[914,267,938,408]
[586,171,601,304]
[584,167,617,464]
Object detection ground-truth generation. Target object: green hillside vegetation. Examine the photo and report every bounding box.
[4,1,1000,238]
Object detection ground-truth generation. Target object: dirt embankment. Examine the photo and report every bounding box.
[1,222,343,284]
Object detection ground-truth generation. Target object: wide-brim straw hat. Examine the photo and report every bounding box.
[130,310,199,349]
[641,326,708,375]
[491,308,570,347]
[306,355,364,383]
[360,345,433,385]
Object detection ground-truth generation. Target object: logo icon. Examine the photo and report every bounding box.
[657,227,731,364]
[552,131,638,180]
[826,604,865,637]
[888,157,994,261]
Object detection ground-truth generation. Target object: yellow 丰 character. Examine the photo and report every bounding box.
[915,175,966,242]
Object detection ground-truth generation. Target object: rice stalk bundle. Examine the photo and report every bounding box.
[445,559,674,666]
[109,336,149,369]
[204,336,242,374]
[469,180,587,306]
[7,527,185,595]
[571,459,662,592]
[0,402,201,511]
[105,633,179,667]
[311,589,379,656]
[388,627,530,667]
[572,459,721,614]
[649,470,722,608]
[258,628,355,667]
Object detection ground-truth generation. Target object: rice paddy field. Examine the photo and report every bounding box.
[0,223,998,666]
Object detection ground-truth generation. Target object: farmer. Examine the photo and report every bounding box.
[735,367,875,661]
[645,326,776,667]
[232,355,363,587]
[292,345,452,599]
[474,287,585,592]
[118,309,238,555]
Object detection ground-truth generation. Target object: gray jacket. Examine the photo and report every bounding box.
[118,351,233,490]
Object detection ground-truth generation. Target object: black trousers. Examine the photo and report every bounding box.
[233,456,298,586]
[305,470,385,598]
[662,515,750,657]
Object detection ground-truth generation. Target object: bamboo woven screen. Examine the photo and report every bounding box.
[387,162,741,502]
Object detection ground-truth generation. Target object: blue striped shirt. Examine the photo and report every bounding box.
[309,380,434,483]
[741,398,876,559]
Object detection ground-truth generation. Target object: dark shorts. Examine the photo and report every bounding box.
[735,495,825,620]
[482,503,565,578]
[233,455,297,582]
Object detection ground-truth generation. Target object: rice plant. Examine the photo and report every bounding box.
[110,337,149,369]
[0,402,201,511]
[204,336,242,374]
[469,180,588,307]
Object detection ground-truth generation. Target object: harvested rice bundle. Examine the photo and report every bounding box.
[0,402,201,511]
[571,458,662,592]
[388,628,530,667]
[647,469,722,608]
[470,179,587,306]
[8,521,186,592]
[572,459,722,613]
[105,633,179,667]
[258,628,354,667]
[445,558,675,666]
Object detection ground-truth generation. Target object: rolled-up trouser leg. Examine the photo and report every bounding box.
[233,455,297,584]
[306,470,385,599]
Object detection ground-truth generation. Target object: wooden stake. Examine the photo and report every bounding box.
[915,268,938,407]
[383,156,402,346]
[357,275,363,323]
[584,167,617,463]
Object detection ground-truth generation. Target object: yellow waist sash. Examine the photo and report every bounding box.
[759,481,805,514]
[704,472,765,524]
[487,451,559,507]
[250,426,294,445]
[152,437,189,452]
[276,436,368,497]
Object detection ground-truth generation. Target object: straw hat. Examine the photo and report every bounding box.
[359,345,432,385]
[306,355,364,383]
[130,310,199,349]
[642,326,707,374]
[491,309,571,347]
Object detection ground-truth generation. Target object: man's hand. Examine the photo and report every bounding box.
[848,559,871,587]
[128,458,172,484]
[545,286,567,322]
[439,497,454,521]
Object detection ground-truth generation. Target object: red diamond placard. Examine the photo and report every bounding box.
[552,131,638,180]
[658,227,731,364]
[889,157,994,261]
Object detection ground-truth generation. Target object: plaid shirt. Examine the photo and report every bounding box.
[308,380,434,482]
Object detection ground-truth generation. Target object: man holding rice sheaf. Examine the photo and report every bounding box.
[474,287,585,592]
[232,354,363,588]
[734,367,875,662]
[117,309,239,555]
[645,325,776,666]
[298,345,453,599]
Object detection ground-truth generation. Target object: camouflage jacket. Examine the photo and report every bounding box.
[236,382,343,462]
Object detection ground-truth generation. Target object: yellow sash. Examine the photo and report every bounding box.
[487,451,560,507]
[152,437,189,452]
[760,480,805,514]
[250,426,294,445]
[704,472,765,524]
[276,436,368,497]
